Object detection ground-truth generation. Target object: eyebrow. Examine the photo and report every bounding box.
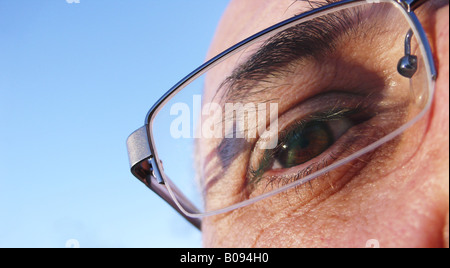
[212,5,372,171]
[219,7,366,104]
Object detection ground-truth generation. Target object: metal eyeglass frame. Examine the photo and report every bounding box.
[126,0,437,230]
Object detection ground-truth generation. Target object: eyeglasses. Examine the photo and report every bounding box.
[126,0,436,230]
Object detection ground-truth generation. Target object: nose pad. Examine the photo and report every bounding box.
[397,54,418,78]
[397,29,418,79]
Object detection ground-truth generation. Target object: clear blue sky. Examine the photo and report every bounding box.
[0,0,229,248]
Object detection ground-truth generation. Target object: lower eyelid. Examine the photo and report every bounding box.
[246,117,379,197]
[258,120,360,181]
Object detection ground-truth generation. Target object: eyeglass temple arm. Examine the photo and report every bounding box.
[127,126,202,230]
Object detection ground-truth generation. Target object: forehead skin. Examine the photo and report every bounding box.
[202,0,449,247]
[206,0,301,60]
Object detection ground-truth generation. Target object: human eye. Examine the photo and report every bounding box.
[245,84,404,197]
[249,105,370,185]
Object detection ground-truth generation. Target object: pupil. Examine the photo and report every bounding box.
[276,121,333,168]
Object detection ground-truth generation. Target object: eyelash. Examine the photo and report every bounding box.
[260,152,339,191]
[247,106,369,191]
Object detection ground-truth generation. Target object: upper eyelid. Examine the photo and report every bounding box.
[247,92,378,180]
[214,71,386,178]
[216,6,369,105]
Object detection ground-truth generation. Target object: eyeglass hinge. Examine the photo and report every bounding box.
[146,158,165,185]
[127,125,164,184]
[398,0,428,12]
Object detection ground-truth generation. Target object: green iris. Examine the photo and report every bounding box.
[275,121,334,169]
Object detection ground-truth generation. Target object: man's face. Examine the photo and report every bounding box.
[198,0,449,248]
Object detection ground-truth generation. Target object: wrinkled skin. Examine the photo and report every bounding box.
[200,0,449,248]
